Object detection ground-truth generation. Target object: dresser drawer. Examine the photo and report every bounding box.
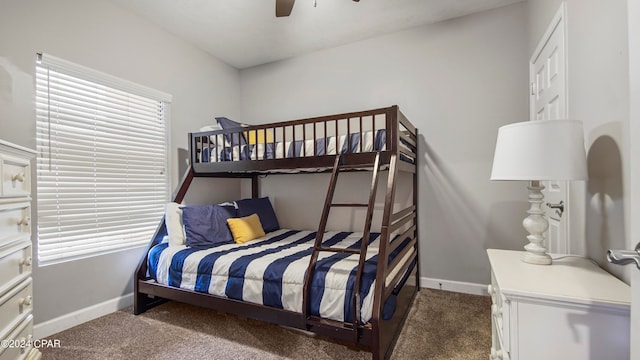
[1,155,31,198]
[0,242,31,296]
[0,314,34,360]
[0,202,31,248]
[0,278,32,339]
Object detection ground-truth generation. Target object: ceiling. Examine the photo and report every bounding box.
[108,0,524,69]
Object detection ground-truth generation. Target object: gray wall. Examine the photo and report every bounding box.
[243,171,414,233]
[527,0,631,282]
[239,3,530,286]
[0,0,242,324]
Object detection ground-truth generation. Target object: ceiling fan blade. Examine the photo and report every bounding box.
[276,0,295,17]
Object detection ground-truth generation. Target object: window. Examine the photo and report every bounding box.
[35,53,171,265]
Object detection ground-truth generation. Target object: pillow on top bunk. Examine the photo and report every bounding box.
[235,197,280,233]
[227,213,266,244]
[181,204,237,247]
[244,128,274,145]
[215,117,275,146]
[165,202,187,246]
[199,123,222,132]
[215,117,247,146]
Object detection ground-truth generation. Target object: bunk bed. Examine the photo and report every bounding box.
[134,105,419,360]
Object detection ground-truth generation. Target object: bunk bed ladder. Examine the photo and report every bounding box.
[304,152,382,341]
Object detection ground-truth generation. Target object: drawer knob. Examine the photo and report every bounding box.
[19,256,32,266]
[491,304,502,318]
[19,295,32,306]
[17,217,30,226]
[11,172,25,182]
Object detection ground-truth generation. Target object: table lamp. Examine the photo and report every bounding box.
[490,120,588,265]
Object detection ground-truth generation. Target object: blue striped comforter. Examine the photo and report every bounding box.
[148,229,414,323]
[201,129,387,162]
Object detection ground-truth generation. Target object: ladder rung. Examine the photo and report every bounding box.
[316,247,361,255]
[331,203,368,207]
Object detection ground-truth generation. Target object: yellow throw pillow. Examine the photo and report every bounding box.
[243,129,275,145]
[227,213,266,244]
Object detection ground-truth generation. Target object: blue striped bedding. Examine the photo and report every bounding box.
[201,129,387,162]
[148,229,415,324]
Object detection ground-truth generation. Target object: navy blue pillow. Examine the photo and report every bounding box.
[235,197,280,233]
[181,204,236,247]
[215,117,246,146]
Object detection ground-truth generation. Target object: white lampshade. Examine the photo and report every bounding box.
[490,120,588,181]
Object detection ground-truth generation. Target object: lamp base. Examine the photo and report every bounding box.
[521,250,552,265]
[521,181,552,265]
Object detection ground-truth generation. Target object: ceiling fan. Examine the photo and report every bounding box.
[276,0,360,17]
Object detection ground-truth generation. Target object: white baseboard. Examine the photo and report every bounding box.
[33,293,133,339]
[417,277,488,296]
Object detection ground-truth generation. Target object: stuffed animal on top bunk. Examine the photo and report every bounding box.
[200,117,274,146]
[198,117,277,162]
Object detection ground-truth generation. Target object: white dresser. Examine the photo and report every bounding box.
[0,140,40,360]
[487,249,630,360]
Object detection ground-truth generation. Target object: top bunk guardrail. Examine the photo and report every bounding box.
[189,105,417,174]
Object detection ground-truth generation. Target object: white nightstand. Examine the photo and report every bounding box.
[487,249,630,360]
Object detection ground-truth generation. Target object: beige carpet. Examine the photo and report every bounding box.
[40,289,490,360]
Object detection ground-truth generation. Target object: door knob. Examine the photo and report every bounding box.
[607,242,640,269]
[546,200,564,217]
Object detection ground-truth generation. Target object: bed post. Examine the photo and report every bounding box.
[251,174,259,198]
[372,153,398,359]
[134,166,194,315]
[134,221,169,314]
[172,166,195,203]
[370,106,419,359]
[414,128,420,289]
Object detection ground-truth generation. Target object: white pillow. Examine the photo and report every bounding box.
[165,202,186,246]
[199,124,222,132]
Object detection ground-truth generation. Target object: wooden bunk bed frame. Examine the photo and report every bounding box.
[134,105,419,360]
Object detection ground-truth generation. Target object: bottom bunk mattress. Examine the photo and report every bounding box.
[147,229,415,324]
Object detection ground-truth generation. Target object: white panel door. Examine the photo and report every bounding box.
[530,4,569,254]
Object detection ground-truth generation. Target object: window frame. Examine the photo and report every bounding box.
[35,53,172,265]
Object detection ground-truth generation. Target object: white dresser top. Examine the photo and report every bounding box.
[487,249,630,308]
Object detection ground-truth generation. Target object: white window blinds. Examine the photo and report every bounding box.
[35,53,171,265]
